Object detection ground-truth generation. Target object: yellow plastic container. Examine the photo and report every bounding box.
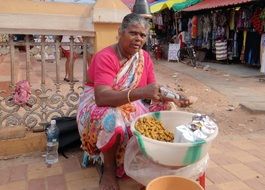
[146,176,204,190]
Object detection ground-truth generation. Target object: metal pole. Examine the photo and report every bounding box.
[9,35,15,86]
[41,35,46,85]
[25,35,30,82]
[55,36,60,84]
[69,36,74,82]
[82,36,88,84]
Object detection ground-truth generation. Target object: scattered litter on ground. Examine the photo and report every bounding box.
[226,105,235,111]
[203,65,210,71]
[238,123,246,127]
[259,78,265,82]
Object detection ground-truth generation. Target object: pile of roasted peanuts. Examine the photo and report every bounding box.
[135,116,174,142]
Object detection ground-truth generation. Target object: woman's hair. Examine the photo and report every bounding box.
[120,13,150,32]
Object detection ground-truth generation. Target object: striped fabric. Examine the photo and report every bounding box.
[215,40,227,61]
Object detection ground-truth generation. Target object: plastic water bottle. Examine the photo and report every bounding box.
[45,119,59,165]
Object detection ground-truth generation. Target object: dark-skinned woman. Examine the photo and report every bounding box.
[77,13,191,190]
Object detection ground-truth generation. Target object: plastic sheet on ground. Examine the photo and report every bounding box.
[124,136,209,186]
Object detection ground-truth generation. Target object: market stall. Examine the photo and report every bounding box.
[148,0,202,59]
[149,0,265,74]
[181,0,265,70]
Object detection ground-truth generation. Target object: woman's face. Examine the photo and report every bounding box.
[118,23,148,57]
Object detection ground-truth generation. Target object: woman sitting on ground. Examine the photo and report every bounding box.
[77,13,191,190]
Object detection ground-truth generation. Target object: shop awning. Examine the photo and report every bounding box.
[150,0,201,13]
[184,0,254,11]
[150,0,168,13]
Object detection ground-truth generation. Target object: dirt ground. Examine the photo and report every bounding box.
[154,63,265,136]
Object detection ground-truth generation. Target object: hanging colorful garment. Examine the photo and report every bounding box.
[251,8,263,34]
[202,15,211,49]
[240,30,247,63]
[229,10,235,31]
[232,32,238,58]
[260,8,265,32]
[191,16,198,39]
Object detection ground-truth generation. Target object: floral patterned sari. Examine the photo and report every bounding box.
[77,49,165,177]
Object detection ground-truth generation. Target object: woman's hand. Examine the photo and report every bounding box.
[141,83,161,101]
[172,98,192,107]
[141,84,195,108]
[160,92,193,108]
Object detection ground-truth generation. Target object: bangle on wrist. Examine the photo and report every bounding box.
[127,89,132,103]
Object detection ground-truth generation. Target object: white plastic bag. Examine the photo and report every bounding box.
[124,137,209,186]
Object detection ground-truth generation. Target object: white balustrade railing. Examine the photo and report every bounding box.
[0,34,94,132]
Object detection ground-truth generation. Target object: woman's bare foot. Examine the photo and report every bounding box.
[99,169,120,190]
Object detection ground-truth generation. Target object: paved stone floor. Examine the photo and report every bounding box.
[1,131,265,190]
[0,151,141,190]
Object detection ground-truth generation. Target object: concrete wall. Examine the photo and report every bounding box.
[0,132,46,159]
[94,23,120,52]
[93,0,131,23]
[0,0,94,36]
[93,0,131,52]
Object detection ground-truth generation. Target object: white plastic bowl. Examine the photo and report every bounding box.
[130,111,218,167]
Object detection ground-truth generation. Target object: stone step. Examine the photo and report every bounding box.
[0,131,46,159]
[0,126,26,140]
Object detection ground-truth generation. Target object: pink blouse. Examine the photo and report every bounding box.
[86,46,156,88]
